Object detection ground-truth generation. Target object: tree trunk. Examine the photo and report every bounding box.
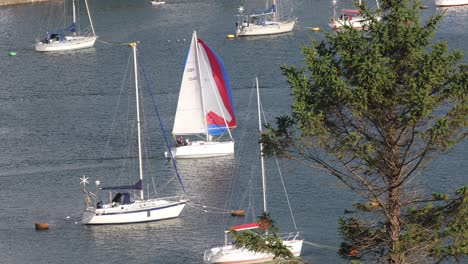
[387,185,403,263]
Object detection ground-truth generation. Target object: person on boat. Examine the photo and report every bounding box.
[112,193,122,207]
[177,136,187,146]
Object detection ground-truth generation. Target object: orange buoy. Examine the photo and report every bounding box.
[230,209,245,216]
[35,223,49,230]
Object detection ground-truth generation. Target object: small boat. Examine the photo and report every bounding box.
[81,42,187,225]
[435,0,468,6]
[235,0,296,37]
[151,0,165,5]
[165,31,236,159]
[203,78,303,263]
[230,209,245,216]
[35,0,97,52]
[35,223,49,230]
[329,0,381,29]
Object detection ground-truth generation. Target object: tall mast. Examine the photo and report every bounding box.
[193,31,210,141]
[256,77,267,213]
[130,42,144,200]
[72,0,76,36]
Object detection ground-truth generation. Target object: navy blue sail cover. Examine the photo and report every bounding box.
[100,179,142,190]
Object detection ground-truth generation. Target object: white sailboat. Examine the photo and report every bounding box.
[236,0,296,37]
[35,0,97,52]
[165,31,236,159]
[203,78,303,263]
[151,0,165,5]
[81,43,187,225]
[435,0,468,6]
[329,0,381,29]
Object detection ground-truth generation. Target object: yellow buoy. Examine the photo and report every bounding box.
[312,27,320,32]
[226,34,235,39]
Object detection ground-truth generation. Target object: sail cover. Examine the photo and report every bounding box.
[100,180,142,190]
[172,32,236,136]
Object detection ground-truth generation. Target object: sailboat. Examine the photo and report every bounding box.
[329,0,381,29]
[203,78,303,263]
[435,0,468,6]
[35,0,97,52]
[151,0,165,5]
[235,0,296,37]
[81,42,187,225]
[164,31,236,159]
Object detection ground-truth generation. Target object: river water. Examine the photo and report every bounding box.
[0,0,466,263]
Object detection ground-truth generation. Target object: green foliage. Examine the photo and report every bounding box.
[229,212,302,263]
[263,0,467,262]
[339,187,467,262]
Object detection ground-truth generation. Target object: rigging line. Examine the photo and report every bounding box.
[221,78,257,231]
[303,240,340,251]
[99,50,133,177]
[257,83,298,229]
[185,202,230,214]
[136,48,186,194]
[275,156,298,230]
[187,202,231,212]
[97,39,131,46]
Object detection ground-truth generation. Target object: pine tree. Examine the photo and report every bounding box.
[261,0,467,262]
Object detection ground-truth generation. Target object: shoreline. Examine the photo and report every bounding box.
[0,0,50,6]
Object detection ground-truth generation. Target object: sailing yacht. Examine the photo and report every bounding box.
[35,0,97,52]
[236,0,296,37]
[435,0,468,6]
[81,43,187,225]
[165,31,236,159]
[329,0,381,29]
[203,78,303,263]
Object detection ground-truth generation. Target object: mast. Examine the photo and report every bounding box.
[193,31,210,142]
[72,0,76,36]
[83,0,96,37]
[256,77,267,213]
[272,0,277,22]
[130,42,144,200]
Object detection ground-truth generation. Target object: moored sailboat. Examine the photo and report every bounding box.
[81,42,187,225]
[203,78,303,263]
[329,0,381,29]
[235,0,296,37]
[35,0,97,52]
[165,31,236,159]
[435,0,468,6]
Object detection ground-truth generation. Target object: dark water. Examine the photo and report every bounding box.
[0,1,466,263]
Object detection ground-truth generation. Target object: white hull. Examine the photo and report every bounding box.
[151,1,165,5]
[35,36,97,52]
[329,16,381,29]
[165,141,234,159]
[82,197,187,225]
[236,20,295,36]
[435,0,468,6]
[204,238,303,263]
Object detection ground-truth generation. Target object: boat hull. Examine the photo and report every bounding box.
[236,20,295,37]
[204,239,303,264]
[165,141,234,159]
[35,36,97,52]
[82,198,187,225]
[329,16,381,29]
[435,0,468,6]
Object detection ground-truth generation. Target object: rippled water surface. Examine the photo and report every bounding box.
[0,1,466,263]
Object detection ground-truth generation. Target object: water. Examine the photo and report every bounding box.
[0,1,466,263]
